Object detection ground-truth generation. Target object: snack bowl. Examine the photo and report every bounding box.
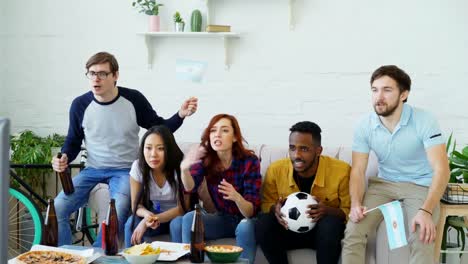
[122,252,160,264]
[122,243,160,264]
[204,245,243,263]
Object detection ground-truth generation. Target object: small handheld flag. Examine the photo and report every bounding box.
[377,200,408,250]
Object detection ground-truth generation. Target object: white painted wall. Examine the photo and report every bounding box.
[2,0,468,148]
[0,0,6,116]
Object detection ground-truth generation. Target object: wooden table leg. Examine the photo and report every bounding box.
[434,204,447,263]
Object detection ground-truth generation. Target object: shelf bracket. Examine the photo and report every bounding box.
[144,35,155,69]
[289,0,295,31]
[223,36,230,70]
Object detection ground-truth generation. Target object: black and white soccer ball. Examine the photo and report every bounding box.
[280,192,317,233]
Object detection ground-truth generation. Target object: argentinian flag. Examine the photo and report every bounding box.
[378,200,408,250]
[176,59,207,83]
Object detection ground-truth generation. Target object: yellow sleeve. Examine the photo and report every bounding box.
[338,165,351,221]
[261,166,279,213]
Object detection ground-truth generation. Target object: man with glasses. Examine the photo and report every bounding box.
[51,51,198,247]
[255,121,351,264]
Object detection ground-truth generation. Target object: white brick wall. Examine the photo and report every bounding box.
[1,0,468,147]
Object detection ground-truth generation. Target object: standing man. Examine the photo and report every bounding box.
[255,121,351,264]
[341,65,450,264]
[51,51,198,247]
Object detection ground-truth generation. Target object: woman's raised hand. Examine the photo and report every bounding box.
[181,144,207,171]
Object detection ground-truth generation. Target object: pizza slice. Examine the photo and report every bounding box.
[16,250,86,264]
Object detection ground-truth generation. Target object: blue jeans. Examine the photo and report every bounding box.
[124,214,170,248]
[169,216,183,243]
[174,211,256,264]
[54,167,131,247]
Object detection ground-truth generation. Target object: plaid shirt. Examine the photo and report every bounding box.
[189,155,262,217]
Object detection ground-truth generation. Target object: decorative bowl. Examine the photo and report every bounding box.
[204,245,243,263]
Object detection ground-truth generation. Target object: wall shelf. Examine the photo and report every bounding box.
[138,32,240,70]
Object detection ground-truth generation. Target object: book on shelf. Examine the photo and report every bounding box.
[206,25,231,32]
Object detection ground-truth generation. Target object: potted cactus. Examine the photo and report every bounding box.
[191,9,202,32]
[173,11,185,32]
[132,0,164,32]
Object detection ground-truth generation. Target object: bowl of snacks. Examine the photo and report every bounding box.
[122,242,161,264]
[204,245,243,263]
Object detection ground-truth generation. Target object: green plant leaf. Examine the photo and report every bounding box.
[450,155,468,167]
[463,146,468,157]
[450,163,468,170]
[9,130,66,199]
[453,151,468,160]
[447,132,453,153]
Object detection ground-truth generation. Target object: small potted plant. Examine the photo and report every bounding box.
[132,0,164,32]
[173,11,185,32]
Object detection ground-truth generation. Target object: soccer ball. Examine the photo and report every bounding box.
[280,192,317,233]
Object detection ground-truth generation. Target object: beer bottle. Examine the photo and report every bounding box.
[57,152,75,195]
[42,199,58,247]
[105,199,119,256]
[190,204,205,263]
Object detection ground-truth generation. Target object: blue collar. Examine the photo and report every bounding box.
[371,104,412,130]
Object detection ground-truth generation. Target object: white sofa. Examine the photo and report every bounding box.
[88,143,411,264]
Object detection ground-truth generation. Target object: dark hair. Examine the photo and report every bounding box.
[132,125,188,223]
[370,65,411,103]
[290,121,322,146]
[85,51,119,74]
[200,114,255,184]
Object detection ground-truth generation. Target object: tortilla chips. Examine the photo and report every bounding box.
[124,243,161,255]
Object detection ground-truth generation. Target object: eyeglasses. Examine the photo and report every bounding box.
[85,71,113,80]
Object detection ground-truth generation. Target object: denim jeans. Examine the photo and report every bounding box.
[171,211,256,264]
[54,167,131,247]
[124,214,170,248]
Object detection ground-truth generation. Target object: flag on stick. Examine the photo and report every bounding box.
[377,200,408,250]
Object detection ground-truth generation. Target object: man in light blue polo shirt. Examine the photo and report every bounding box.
[341,65,450,264]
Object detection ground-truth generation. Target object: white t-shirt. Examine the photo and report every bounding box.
[129,160,178,212]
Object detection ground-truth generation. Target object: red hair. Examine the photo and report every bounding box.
[200,114,254,182]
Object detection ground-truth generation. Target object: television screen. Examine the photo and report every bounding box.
[0,118,10,260]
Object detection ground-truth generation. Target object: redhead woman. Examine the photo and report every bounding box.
[124,125,192,247]
[171,114,261,263]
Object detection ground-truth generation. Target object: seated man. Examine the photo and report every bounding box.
[255,121,351,264]
[51,51,198,247]
[341,65,450,264]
